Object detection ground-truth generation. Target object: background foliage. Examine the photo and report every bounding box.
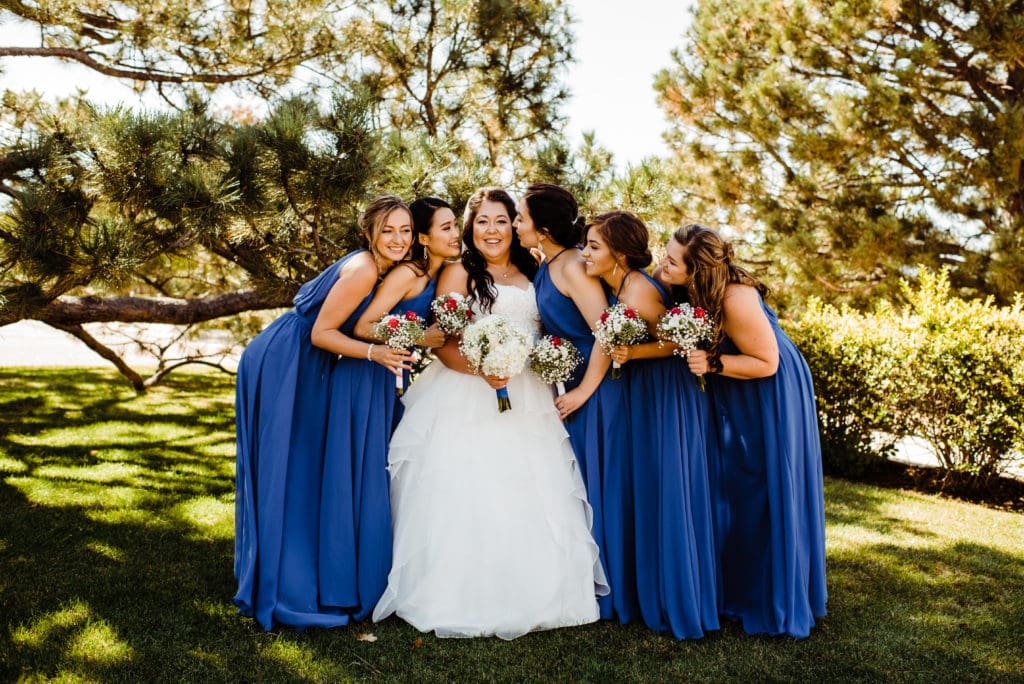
[788,269,1024,484]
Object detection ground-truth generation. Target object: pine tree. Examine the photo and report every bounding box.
[655,0,1024,305]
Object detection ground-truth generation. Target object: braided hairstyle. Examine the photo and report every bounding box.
[461,187,538,313]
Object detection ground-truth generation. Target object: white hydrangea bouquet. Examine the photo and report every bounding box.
[593,302,648,378]
[530,335,582,397]
[657,303,714,390]
[460,314,531,412]
[430,291,474,335]
[374,310,427,395]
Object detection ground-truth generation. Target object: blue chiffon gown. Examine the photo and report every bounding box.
[235,249,379,631]
[615,271,719,640]
[534,259,637,623]
[709,298,827,638]
[319,277,437,621]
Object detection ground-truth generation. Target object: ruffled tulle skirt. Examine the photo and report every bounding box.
[373,361,608,639]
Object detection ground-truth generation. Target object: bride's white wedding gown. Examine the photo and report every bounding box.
[372,282,608,639]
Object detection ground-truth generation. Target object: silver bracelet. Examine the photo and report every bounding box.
[366,343,374,361]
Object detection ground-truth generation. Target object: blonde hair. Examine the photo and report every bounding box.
[359,195,410,264]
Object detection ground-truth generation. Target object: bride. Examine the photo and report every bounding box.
[373,187,608,639]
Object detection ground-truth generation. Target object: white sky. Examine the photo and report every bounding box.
[0,1,692,167]
[565,0,693,166]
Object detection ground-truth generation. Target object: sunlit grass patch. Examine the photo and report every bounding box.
[170,495,234,540]
[12,599,92,648]
[34,462,144,484]
[84,541,126,563]
[7,477,160,510]
[10,421,199,449]
[0,455,27,473]
[66,621,135,665]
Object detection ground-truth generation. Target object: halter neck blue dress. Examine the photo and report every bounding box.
[319,275,439,621]
[709,296,827,638]
[533,255,638,622]
[234,249,376,630]
[614,270,719,639]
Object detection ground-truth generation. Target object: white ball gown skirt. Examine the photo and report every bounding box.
[372,359,609,639]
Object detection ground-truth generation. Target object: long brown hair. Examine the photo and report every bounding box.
[672,224,768,366]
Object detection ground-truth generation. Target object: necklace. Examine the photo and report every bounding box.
[489,263,515,279]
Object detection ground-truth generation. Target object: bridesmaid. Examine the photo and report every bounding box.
[354,197,463,416]
[314,197,462,622]
[234,195,413,631]
[513,183,637,623]
[658,224,827,639]
[581,211,719,640]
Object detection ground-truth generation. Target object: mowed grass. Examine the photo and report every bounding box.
[1,367,1022,682]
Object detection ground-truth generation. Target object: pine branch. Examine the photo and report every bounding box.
[0,46,297,85]
[47,321,146,392]
[144,359,235,388]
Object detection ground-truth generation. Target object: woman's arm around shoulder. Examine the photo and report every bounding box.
[431,262,476,374]
[611,273,675,363]
[310,254,410,372]
[353,262,422,341]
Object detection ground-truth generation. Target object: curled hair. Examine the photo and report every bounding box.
[407,196,453,273]
[588,211,653,270]
[671,223,769,369]
[523,182,584,248]
[357,195,410,265]
[461,187,538,313]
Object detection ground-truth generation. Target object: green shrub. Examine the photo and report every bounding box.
[883,270,1024,484]
[788,269,1024,486]
[786,300,899,477]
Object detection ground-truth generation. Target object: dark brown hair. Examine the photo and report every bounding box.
[588,210,653,270]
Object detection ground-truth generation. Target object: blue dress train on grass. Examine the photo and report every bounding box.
[319,277,436,621]
[235,249,379,630]
[615,271,719,640]
[534,259,637,623]
[709,299,827,638]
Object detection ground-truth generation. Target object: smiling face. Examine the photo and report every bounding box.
[581,224,621,280]
[659,237,691,286]
[421,207,462,259]
[513,199,542,249]
[373,207,414,264]
[471,199,514,262]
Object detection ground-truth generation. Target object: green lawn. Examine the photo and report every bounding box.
[1,367,1022,682]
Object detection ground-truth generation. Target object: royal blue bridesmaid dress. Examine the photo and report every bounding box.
[616,271,719,639]
[319,276,437,621]
[533,257,637,623]
[234,249,376,630]
[709,299,827,638]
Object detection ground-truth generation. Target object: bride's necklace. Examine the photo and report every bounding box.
[489,263,515,280]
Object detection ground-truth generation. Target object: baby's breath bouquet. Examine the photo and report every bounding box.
[657,303,714,390]
[593,303,648,378]
[460,314,531,412]
[374,310,426,395]
[530,335,582,396]
[430,292,474,335]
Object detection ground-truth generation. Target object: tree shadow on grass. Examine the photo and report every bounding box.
[2,369,1023,681]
